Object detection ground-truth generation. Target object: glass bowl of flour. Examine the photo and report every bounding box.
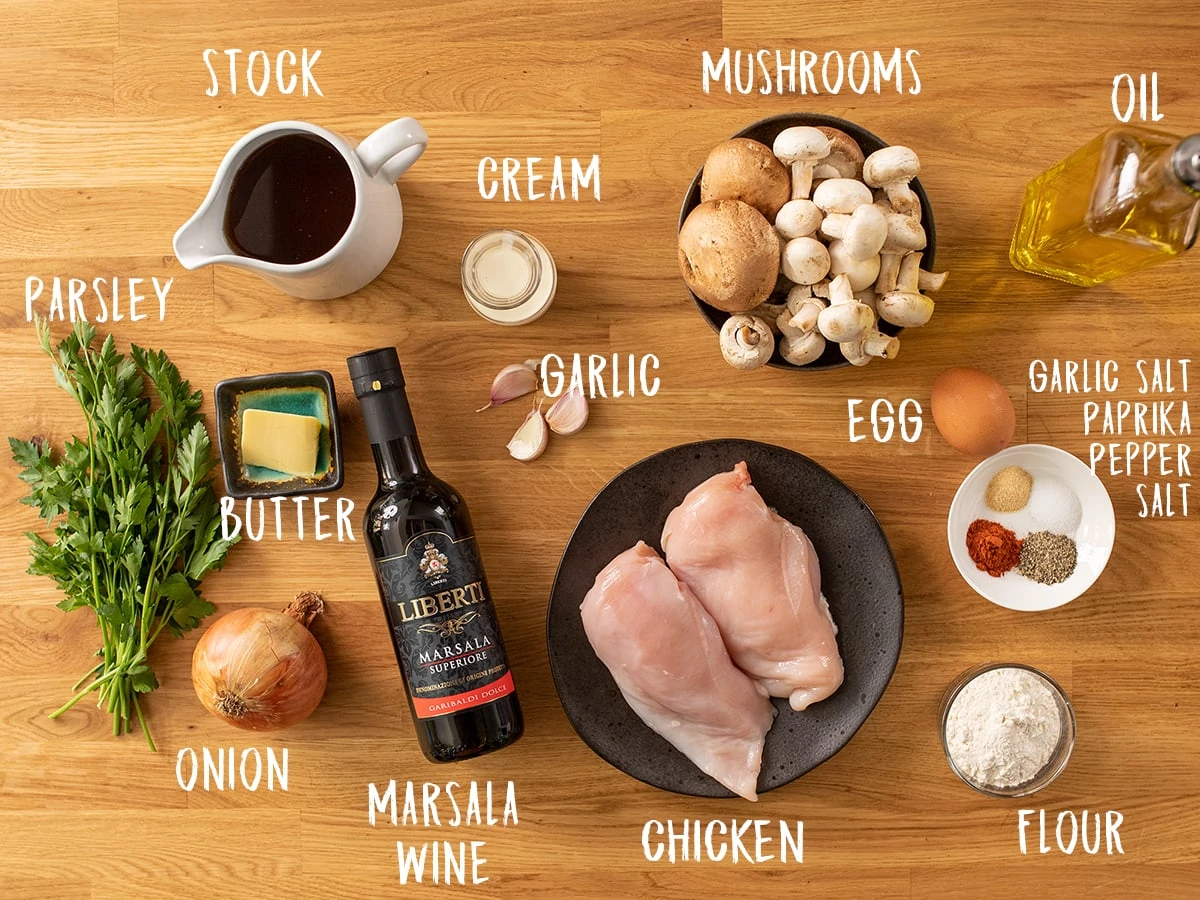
[940,663,1076,798]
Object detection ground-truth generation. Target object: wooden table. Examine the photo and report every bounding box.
[2,1,1197,897]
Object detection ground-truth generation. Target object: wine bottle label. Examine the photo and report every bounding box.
[375,531,516,719]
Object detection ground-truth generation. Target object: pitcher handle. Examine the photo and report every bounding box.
[356,117,428,183]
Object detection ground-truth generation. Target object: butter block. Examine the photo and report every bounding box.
[241,408,322,476]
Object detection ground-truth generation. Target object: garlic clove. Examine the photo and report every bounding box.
[507,403,549,461]
[544,387,589,435]
[477,362,539,412]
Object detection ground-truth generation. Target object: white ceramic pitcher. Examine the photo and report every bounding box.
[173,118,427,300]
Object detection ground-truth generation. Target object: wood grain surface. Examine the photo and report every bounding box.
[2,1,1198,897]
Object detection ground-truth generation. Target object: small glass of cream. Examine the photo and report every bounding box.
[461,229,556,326]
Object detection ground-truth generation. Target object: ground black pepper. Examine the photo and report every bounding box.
[1018,531,1077,585]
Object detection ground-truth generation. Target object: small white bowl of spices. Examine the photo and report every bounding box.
[940,663,1076,798]
[947,443,1115,612]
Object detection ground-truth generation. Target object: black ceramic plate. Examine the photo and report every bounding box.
[678,113,937,371]
[546,439,904,799]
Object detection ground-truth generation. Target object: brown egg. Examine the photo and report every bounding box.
[931,367,1016,456]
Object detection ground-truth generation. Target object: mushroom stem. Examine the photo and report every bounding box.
[863,330,901,359]
[897,251,923,293]
[918,269,948,292]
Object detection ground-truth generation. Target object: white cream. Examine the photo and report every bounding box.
[461,229,556,326]
[474,241,533,300]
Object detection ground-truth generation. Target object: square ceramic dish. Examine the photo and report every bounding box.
[214,370,343,498]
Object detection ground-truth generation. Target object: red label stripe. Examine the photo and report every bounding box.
[412,671,515,719]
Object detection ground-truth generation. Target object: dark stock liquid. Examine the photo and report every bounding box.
[224,133,356,265]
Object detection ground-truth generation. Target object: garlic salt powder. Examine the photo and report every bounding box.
[944,666,1063,791]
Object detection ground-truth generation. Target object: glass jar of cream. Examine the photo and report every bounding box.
[461,229,557,326]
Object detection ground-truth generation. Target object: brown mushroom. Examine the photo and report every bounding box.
[701,138,791,220]
[678,199,781,312]
[814,127,865,180]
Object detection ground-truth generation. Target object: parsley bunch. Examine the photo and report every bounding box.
[10,319,237,749]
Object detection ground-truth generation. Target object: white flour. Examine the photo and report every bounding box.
[945,667,1061,790]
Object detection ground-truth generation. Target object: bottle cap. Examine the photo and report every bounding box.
[347,347,405,397]
[1173,135,1200,192]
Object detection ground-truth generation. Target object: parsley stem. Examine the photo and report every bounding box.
[49,666,122,719]
[133,694,156,752]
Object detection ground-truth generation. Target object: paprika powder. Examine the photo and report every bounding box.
[966,518,1023,577]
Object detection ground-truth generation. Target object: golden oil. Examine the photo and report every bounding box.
[1010,126,1200,287]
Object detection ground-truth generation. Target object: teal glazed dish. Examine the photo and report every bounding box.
[214,370,343,498]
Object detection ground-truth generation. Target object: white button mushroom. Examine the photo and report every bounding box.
[841,330,901,366]
[827,239,881,292]
[780,328,826,366]
[781,283,826,333]
[719,315,776,370]
[774,199,824,240]
[772,126,830,201]
[878,252,935,328]
[746,299,788,333]
[780,236,831,285]
[820,204,888,261]
[863,146,921,218]
[817,273,875,344]
[776,286,827,366]
[812,178,873,216]
[918,269,949,293]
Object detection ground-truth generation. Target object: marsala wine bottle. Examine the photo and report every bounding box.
[348,347,523,762]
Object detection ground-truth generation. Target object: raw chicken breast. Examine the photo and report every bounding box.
[661,462,844,710]
[580,541,776,801]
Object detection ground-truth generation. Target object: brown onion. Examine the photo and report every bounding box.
[192,591,328,731]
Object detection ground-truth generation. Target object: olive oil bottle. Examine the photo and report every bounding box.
[1010,126,1200,286]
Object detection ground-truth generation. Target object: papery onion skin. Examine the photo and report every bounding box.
[191,595,328,732]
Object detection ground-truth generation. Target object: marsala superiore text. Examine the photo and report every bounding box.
[348,347,523,763]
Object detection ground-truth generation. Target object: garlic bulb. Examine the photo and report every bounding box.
[507,403,549,461]
[477,362,539,412]
[545,387,589,435]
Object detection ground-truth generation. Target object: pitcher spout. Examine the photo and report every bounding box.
[173,202,228,270]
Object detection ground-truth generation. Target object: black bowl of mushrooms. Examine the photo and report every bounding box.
[677,113,941,371]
